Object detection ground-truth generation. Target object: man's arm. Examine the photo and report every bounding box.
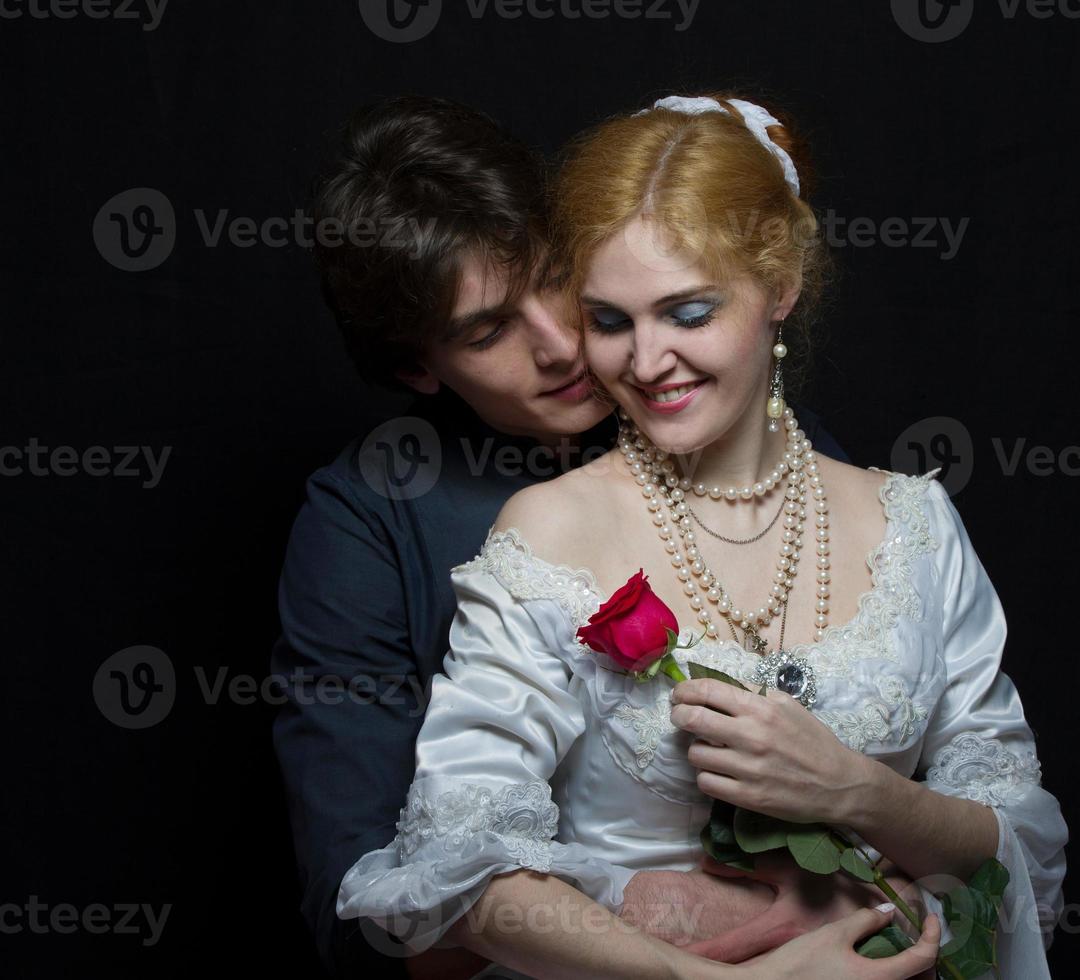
[271,467,428,977]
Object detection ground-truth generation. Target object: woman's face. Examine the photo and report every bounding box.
[581,214,798,455]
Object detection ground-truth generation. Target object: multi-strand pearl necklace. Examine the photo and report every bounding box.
[616,406,832,656]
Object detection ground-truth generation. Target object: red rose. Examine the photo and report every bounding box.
[575,569,680,672]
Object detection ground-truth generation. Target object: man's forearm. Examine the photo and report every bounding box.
[443,869,738,980]
[617,869,774,945]
[845,757,1000,884]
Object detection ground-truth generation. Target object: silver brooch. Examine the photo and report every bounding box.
[751,649,818,707]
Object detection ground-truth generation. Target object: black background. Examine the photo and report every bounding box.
[2,1,1077,976]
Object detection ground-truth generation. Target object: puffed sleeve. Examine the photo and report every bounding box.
[335,552,638,953]
[915,478,1067,975]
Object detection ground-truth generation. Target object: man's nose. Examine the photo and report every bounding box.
[527,299,581,368]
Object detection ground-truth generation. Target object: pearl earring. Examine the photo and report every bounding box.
[766,319,788,433]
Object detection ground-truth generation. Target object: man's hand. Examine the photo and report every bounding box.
[616,868,775,945]
[681,850,927,965]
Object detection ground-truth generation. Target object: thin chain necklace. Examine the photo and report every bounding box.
[616,406,832,659]
[688,494,787,545]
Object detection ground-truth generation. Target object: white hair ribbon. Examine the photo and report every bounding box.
[637,94,801,197]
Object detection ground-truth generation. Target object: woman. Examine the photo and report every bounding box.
[336,92,1066,978]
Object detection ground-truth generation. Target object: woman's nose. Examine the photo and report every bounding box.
[630,325,677,383]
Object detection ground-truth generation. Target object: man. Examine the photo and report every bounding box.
[271,95,856,978]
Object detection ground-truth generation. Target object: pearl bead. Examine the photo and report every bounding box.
[773,342,787,359]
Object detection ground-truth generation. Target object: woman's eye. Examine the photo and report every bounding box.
[468,321,507,350]
[586,309,632,334]
[670,301,718,328]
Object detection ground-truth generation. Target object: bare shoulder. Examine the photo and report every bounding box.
[493,448,623,564]
[814,454,892,541]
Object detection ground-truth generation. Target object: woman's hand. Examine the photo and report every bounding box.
[728,906,940,980]
[683,851,927,963]
[670,677,873,826]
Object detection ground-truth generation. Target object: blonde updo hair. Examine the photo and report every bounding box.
[551,90,834,404]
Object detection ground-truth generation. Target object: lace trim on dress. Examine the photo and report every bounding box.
[455,526,602,629]
[614,695,678,769]
[815,674,932,752]
[925,731,1043,808]
[396,779,561,872]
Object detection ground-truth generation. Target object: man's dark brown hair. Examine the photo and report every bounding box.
[312,95,549,388]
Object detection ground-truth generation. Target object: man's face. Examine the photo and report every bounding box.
[402,253,611,442]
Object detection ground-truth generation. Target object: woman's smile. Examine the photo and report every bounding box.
[633,377,710,413]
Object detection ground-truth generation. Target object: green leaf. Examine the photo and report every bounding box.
[700,824,754,868]
[855,925,914,958]
[685,662,752,690]
[733,807,801,854]
[969,858,1009,906]
[664,627,679,656]
[700,800,756,871]
[938,883,999,974]
[786,827,841,874]
[839,847,877,882]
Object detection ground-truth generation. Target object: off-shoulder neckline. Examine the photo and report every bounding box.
[468,467,942,658]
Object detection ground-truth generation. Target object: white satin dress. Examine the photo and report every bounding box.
[337,468,1067,978]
